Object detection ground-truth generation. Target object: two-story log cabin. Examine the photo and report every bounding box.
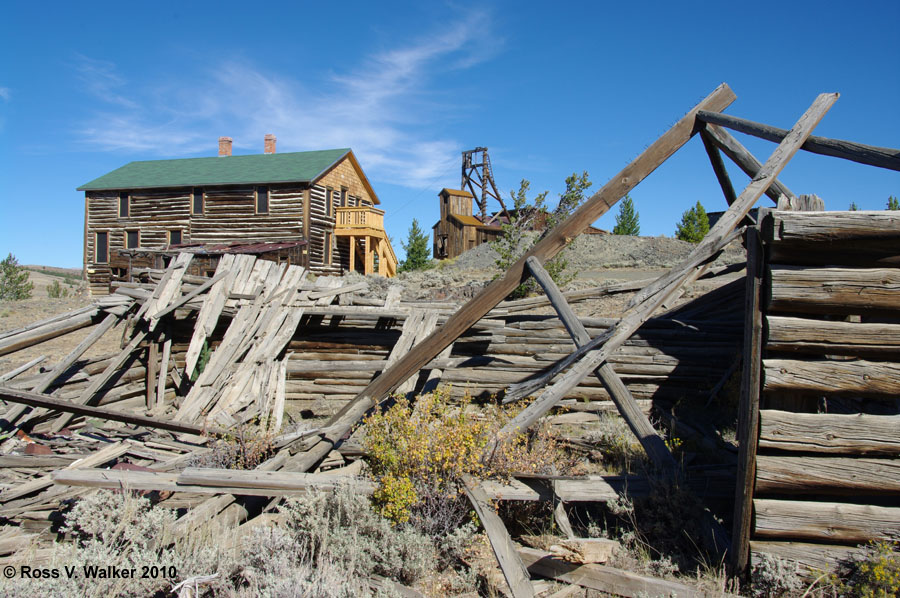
[78,136,397,294]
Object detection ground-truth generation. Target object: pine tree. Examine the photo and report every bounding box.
[613,194,640,235]
[399,219,431,272]
[0,253,34,300]
[848,202,859,211]
[675,201,710,243]
[887,196,899,210]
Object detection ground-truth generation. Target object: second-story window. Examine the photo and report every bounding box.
[126,230,140,249]
[192,189,204,215]
[340,187,348,207]
[118,192,130,218]
[256,186,269,214]
[168,229,182,246]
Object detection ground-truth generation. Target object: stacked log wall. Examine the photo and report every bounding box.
[743,210,900,575]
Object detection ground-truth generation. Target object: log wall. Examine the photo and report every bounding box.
[738,209,900,576]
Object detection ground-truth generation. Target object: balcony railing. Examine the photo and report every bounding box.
[335,206,385,231]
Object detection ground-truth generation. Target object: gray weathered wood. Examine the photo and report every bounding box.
[699,128,737,205]
[462,474,535,598]
[0,386,220,436]
[518,546,736,598]
[766,315,900,355]
[763,358,900,396]
[759,410,900,455]
[754,498,900,543]
[696,109,900,172]
[765,209,900,242]
[755,455,900,494]
[730,226,765,574]
[769,266,900,313]
[702,123,796,203]
[750,541,866,577]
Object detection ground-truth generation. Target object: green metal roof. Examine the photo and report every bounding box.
[77,148,351,191]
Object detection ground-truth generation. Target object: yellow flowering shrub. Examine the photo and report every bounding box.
[829,540,900,598]
[363,387,573,525]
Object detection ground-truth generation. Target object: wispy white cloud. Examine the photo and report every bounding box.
[74,12,501,188]
[0,87,10,101]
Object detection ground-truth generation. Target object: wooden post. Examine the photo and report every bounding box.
[146,339,159,409]
[730,225,764,574]
[349,235,355,273]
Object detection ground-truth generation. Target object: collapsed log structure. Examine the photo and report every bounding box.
[2,82,899,596]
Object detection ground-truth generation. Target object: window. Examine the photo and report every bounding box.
[325,188,333,218]
[125,230,140,249]
[168,229,182,246]
[325,231,333,265]
[95,232,108,263]
[256,186,269,214]
[192,189,204,215]
[118,192,130,218]
[340,187,348,207]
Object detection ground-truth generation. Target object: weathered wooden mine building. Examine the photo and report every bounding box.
[432,188,503,259]
[78,136,397,294]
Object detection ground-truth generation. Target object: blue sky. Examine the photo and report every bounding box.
[1,1,898,268]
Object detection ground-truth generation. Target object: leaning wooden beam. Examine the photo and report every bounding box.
[47,327,150,433]
[462,474,535,598]
[696,109,900,172]
[702,123,795,203]
[150,268,228,320]
[699,128,737,205]
[0,386,222,436]
[523,256,675,470]
[286,83,738,472]
[500,94,837,432]
[3,313,122,427]
[518,546,736,598]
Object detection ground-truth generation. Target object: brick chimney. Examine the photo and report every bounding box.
[264,134,276,154]
[218,136,233,156]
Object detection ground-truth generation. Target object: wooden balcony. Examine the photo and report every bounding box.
[334,206,397,277]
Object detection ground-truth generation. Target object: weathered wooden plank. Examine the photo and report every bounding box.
[765,210,900,243]
[767,315,900,355]
[0,308,99,357]
[696,109,900,172]
[462,475,535,598]
[769,266,900,313]
[750,541,866,577]
[518,547,735,598]
[763,358,900,396]
[285,84,738,473]
[0,386,220,436]
[0,356,46,383]
[759,410,900,455]
[699,128,737,205]
[755,455,900,494]
[754,498,900,543]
